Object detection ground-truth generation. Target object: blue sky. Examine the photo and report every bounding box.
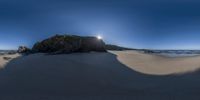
[1,0,200,50]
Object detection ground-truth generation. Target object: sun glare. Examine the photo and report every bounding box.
[97,35,102,40]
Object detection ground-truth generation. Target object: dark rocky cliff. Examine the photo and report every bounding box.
[32,35,106,54]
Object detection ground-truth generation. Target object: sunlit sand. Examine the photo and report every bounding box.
[111,50,200,75]
[0,54,20,69]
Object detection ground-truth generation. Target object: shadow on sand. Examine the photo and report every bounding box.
[0,52,200,100]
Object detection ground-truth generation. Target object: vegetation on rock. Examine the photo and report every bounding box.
[32,34,107,54]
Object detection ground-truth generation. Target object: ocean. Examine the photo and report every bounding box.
[155,53,200,57]
[143,50,200,57]
[0,50,17,55]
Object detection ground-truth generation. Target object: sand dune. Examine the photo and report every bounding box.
[0,51,200,99]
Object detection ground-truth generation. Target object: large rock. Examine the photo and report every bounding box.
[32,34,106,54]
[105,44,134,51]
[18,46,31,53]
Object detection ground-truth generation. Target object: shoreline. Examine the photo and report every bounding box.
[0,53,20,69]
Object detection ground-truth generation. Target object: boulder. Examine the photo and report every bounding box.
[32,34,106,54]
[18,46,31,53]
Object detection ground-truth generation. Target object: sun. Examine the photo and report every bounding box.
[97,35,102,40]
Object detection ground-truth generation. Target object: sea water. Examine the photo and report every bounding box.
[0,50,7,55]
[146,50,200,57]
[0,50,17,55]
[156,53,200,57]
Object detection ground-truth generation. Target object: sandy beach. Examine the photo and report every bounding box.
[0,51,200,99]
[0,54,20,69]
[110,51,200,75]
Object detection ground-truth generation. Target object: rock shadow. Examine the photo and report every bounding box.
[0,52,200,100]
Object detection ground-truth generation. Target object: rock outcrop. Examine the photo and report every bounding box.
[32,34,106,54]
[18,46,31,53]
[105,44,134,51]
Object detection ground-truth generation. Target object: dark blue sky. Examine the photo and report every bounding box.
[1,0,200,50]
